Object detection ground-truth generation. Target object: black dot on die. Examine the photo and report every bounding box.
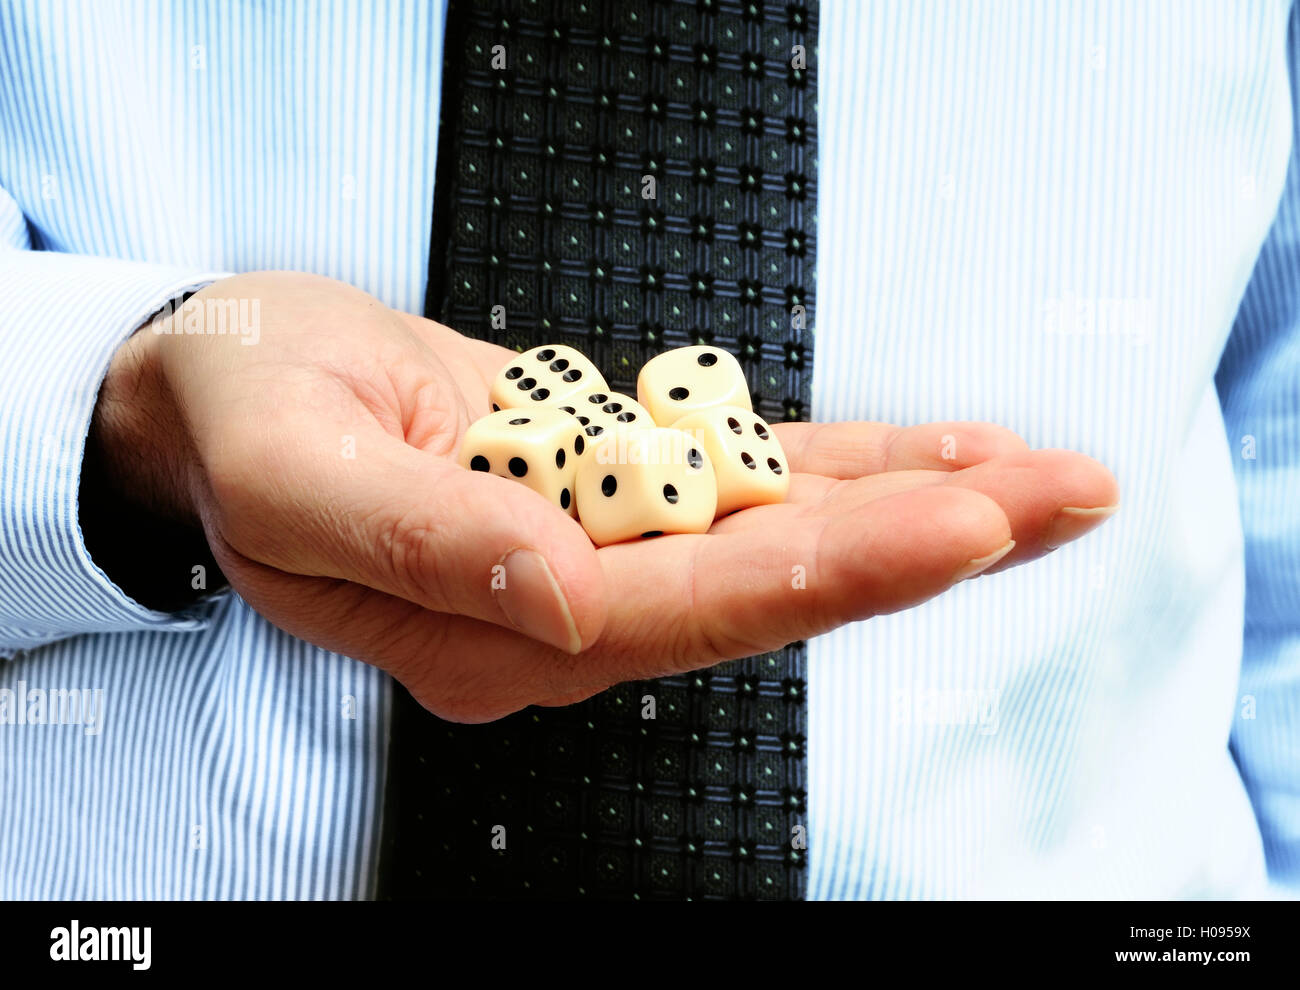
[727,417,742,434]
[586,425,605,436]
[589,393,608,403]
[509,417,530,425]
[697,352,718,367]
[601,475,618,497]
[536,348,556,361]
[470,455,490,472]
[741,452,757,470]
[560,488,571,509]
[492,403,501,411]
[505,367,524,380]
[641,530,663,538]
[603,402,622,413]
[518,377,537,390]
[509,457,529,477]
[663,484,679,504]
[577,415,590,425]
[562,369,583,382]
[560,405,576,414]
[754,421,770,440]
[550,358,569,372]
[555,449,566,469]
[575,435,585,455]
[767,457,783,474]
[531,388,550,401]
[669,386,690,401]
[687,448,703,470]
[617,411,637,423]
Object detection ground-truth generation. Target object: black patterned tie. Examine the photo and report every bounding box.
[380,0,817,900]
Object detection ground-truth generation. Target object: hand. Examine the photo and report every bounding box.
[94,271,1119,722]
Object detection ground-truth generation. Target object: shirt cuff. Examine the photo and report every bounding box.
[0,249,233,653]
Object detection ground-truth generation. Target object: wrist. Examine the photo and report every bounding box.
[79,304,225,611]
[91,309,199,525]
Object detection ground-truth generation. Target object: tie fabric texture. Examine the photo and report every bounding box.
[381,0,817,899]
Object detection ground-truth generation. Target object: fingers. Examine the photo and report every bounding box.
[198,536,483,718]
[932,448,1119,569]
[509,486,1015,691]
[209,423,607,655]
[584,442,1116,681]
[773,420,1029,478]
[718,450,1119,567]
[206,536,605,723]
[330,439,609,653]
[216,483,1016,719]
[604,485,1013,672]
[342,444,1111,688]
[374,485,1019,716]
[213,447,1118,722]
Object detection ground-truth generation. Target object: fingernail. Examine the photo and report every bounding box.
[953,540,1016,582]
[495,549,583,654]
[1044,505,1119,550]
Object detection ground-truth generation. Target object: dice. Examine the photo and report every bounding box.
[456,407,586,516]
[574,428,718,546]
[475,342,785,542]
[489,344,607,412]
[672,405,790,516]
[556,389,655,450]
[636,344,752,426]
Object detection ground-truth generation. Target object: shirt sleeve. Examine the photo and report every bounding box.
[1215,10,1300,894]
[0,203,232,655]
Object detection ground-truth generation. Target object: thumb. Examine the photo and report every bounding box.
[208,422,606,654]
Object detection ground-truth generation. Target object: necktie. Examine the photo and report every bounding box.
[380,0,817,899]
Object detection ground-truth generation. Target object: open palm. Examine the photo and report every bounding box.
[144,273,1117,722]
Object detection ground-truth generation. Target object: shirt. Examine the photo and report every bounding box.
[2,0,1298,899]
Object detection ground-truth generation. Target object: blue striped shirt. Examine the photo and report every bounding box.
[2,0,1298,899]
